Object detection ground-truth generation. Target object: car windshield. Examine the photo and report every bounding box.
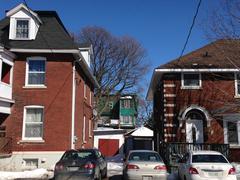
[128,152,162,162]
[106,154,124,163]
[192,154,228,163]
[61,151,95,160]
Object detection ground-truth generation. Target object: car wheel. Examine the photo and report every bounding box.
[102,167,107,178]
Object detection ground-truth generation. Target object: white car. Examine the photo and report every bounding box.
[106,154,124,177]
[178,150,237,180]
[123,150,167,180]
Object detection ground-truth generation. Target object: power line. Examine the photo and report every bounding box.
[178,0,202,60]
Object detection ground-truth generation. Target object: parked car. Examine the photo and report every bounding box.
[123,150,167,180]
[54,149,107,180]
[106,154,124,177]
[178,150,237,180]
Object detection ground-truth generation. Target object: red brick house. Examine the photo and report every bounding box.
[147,39,240,162]
[0,3,98,170]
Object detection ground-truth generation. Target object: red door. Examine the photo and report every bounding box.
[98,139,119,157]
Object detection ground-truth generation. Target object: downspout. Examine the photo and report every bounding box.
[71,62,76,149]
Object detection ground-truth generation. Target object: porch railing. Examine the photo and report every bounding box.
[0,137,12,155]
[158,142,230,172]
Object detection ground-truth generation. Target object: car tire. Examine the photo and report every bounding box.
[102,167,107,178]
[184,176,186,180]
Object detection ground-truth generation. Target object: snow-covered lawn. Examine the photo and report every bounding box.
[0,169,54,180]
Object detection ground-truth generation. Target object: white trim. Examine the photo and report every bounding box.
[164,94,176,97]
[156,68,240,72]
[235,72,240,97]
[6,3,42,24]
[84,82,87,99]
[164,124,177,127]
[22,105,44,141]
[83,115,86,143]
[71,65,76,149]
[180,105,210,121]
[12,151,65,155]
[165,113,174,117]
[10,48,80,53]
[164,104,175,107]
[89,119,92,138]
[25,57,46,87]
[181,72,202,89]
[163,84,175,87]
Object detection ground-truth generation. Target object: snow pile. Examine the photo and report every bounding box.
[0,168,54,180]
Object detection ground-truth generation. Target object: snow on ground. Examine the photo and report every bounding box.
[0,169,54,180]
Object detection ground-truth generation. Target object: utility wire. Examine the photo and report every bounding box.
[178,0,202,60]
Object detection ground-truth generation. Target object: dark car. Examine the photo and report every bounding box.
[54,149,107,180]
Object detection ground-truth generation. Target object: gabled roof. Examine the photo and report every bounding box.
[158,39,240,69]
[6,3,42,24]
[146,39,240,100]
[0,11,78,50]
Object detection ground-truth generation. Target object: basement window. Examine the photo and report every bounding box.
[23,158,38,170]
[181,73,201,89]
[1,62,11,84]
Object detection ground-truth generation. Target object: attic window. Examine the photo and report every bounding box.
[16,20,29,39]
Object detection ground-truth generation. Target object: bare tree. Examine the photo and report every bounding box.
[204,0,240,40]
[74,26,149,124]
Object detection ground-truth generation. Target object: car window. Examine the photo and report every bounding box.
[192,154,228,163]
[128,152,162,162]
[61,151,95,160]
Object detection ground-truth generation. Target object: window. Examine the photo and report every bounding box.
[89,91,92,105]
[224,119,240,145]
[182,73,201,88]
[23,106,44,140]
[121,116,132,124]
[235,73,240,97]
[26,57,46,86]
[1,62,12,84]
[16,20,29,39]
[121,100,131,108]
[83,116,86,142]
[227,122,238,144]
[192,155,228,163]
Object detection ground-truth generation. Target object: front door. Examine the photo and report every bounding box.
[186,120,204,143]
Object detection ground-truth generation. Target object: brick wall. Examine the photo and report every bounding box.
[154,72,236,144]
[2,53,94,152]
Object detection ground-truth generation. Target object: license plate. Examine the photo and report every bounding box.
[208,172,222,176]
[68,167,79,171]
[142,176,152,180]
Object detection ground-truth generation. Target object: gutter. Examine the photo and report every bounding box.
[71,61,77,149]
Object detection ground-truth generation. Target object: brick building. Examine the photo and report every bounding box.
[147,39,240,162]
[0,3,98,170]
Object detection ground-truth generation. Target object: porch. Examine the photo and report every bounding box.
[158,142,230,172]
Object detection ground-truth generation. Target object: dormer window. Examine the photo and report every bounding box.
[16,19,29,39]
[6,3,42,40]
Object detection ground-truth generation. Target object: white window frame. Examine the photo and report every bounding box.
[89,91,92,106]
[25,57,46,88]
[89,118,92,138]
[181,72,201,89]
[15,18,30,40]
[83,115,86,143]
[22,105,44,141]
[235,72,240,98]
[0,59,13,86]
[223,120,240,146]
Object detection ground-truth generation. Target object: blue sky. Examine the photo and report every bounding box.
[0,0,219,95]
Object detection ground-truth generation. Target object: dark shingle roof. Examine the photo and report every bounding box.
[0,11,78,49]
[158,39,240,69]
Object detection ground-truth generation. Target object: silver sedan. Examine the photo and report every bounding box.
[123,150,167,180]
